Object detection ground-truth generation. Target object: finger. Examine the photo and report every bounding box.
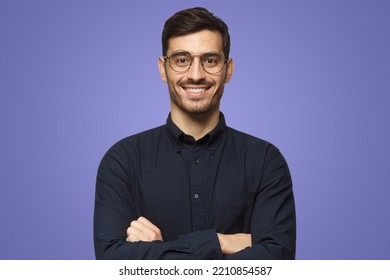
[126,226,142,242]
[131,218,161,237]
[137,217,161,233]
[128,217,164,241]
[127,223,156,242]
[130,220,150,234]
[126,234,140,242]
[127,226,142,236]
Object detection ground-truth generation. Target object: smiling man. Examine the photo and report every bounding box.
[94,7,296,259]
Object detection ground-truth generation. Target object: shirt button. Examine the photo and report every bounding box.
[194,159,200,164]
[194,194,199,199]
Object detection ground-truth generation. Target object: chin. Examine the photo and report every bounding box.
[183,103,219,115]
[170,91,221,116]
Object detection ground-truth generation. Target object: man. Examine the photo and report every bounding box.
[94,7,296,259]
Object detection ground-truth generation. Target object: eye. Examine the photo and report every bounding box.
[177,57,190,64]
[171,53,191,66]
[202,54,222,66]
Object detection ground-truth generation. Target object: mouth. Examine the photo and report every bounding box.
[183,87,207,93]
[181,85,212,95]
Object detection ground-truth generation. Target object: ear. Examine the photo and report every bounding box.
[224,58,234,83]
[158,56,168,82]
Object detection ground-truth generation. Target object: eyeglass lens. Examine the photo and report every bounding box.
[168,51,225,74]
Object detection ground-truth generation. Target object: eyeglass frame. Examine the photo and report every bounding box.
[163,50,229,74]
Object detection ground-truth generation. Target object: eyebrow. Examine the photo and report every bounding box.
[169,50,223,56]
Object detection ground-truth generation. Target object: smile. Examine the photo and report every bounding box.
[184,87,207,93]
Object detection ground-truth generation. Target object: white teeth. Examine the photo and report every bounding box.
[185,88,206,93]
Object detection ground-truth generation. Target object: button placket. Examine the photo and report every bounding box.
[189,145,205,231]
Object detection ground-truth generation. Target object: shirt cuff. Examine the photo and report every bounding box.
[188,229,223,259]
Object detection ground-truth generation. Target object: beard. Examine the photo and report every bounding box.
[168,78,225,115]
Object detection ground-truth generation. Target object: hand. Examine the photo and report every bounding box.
[217,233,251,255]
[126,216,163,242]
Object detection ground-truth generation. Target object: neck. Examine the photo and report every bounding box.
[171,108,220,140]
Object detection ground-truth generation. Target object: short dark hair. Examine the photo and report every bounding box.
[162,7,231,59]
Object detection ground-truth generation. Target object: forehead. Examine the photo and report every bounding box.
[167,30,223,54]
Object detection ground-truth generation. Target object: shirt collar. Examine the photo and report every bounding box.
[165,112,227,146]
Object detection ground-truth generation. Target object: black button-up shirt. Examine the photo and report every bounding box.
[94,113,296,259]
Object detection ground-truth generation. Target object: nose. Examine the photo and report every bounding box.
[187,56,206,81]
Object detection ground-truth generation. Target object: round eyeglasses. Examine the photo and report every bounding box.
[164,50,228,74]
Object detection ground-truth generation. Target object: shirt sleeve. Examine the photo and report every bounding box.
[93,143,223,260]
[223,144,296,260]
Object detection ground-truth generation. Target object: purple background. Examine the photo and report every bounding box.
[1,0,389,259]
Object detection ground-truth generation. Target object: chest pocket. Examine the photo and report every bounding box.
[214,190,257,234]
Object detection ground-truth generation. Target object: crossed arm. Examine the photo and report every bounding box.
[126,216,252,255]
[94,143,296,259]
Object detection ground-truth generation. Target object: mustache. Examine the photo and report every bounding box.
[179,80,214,87]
